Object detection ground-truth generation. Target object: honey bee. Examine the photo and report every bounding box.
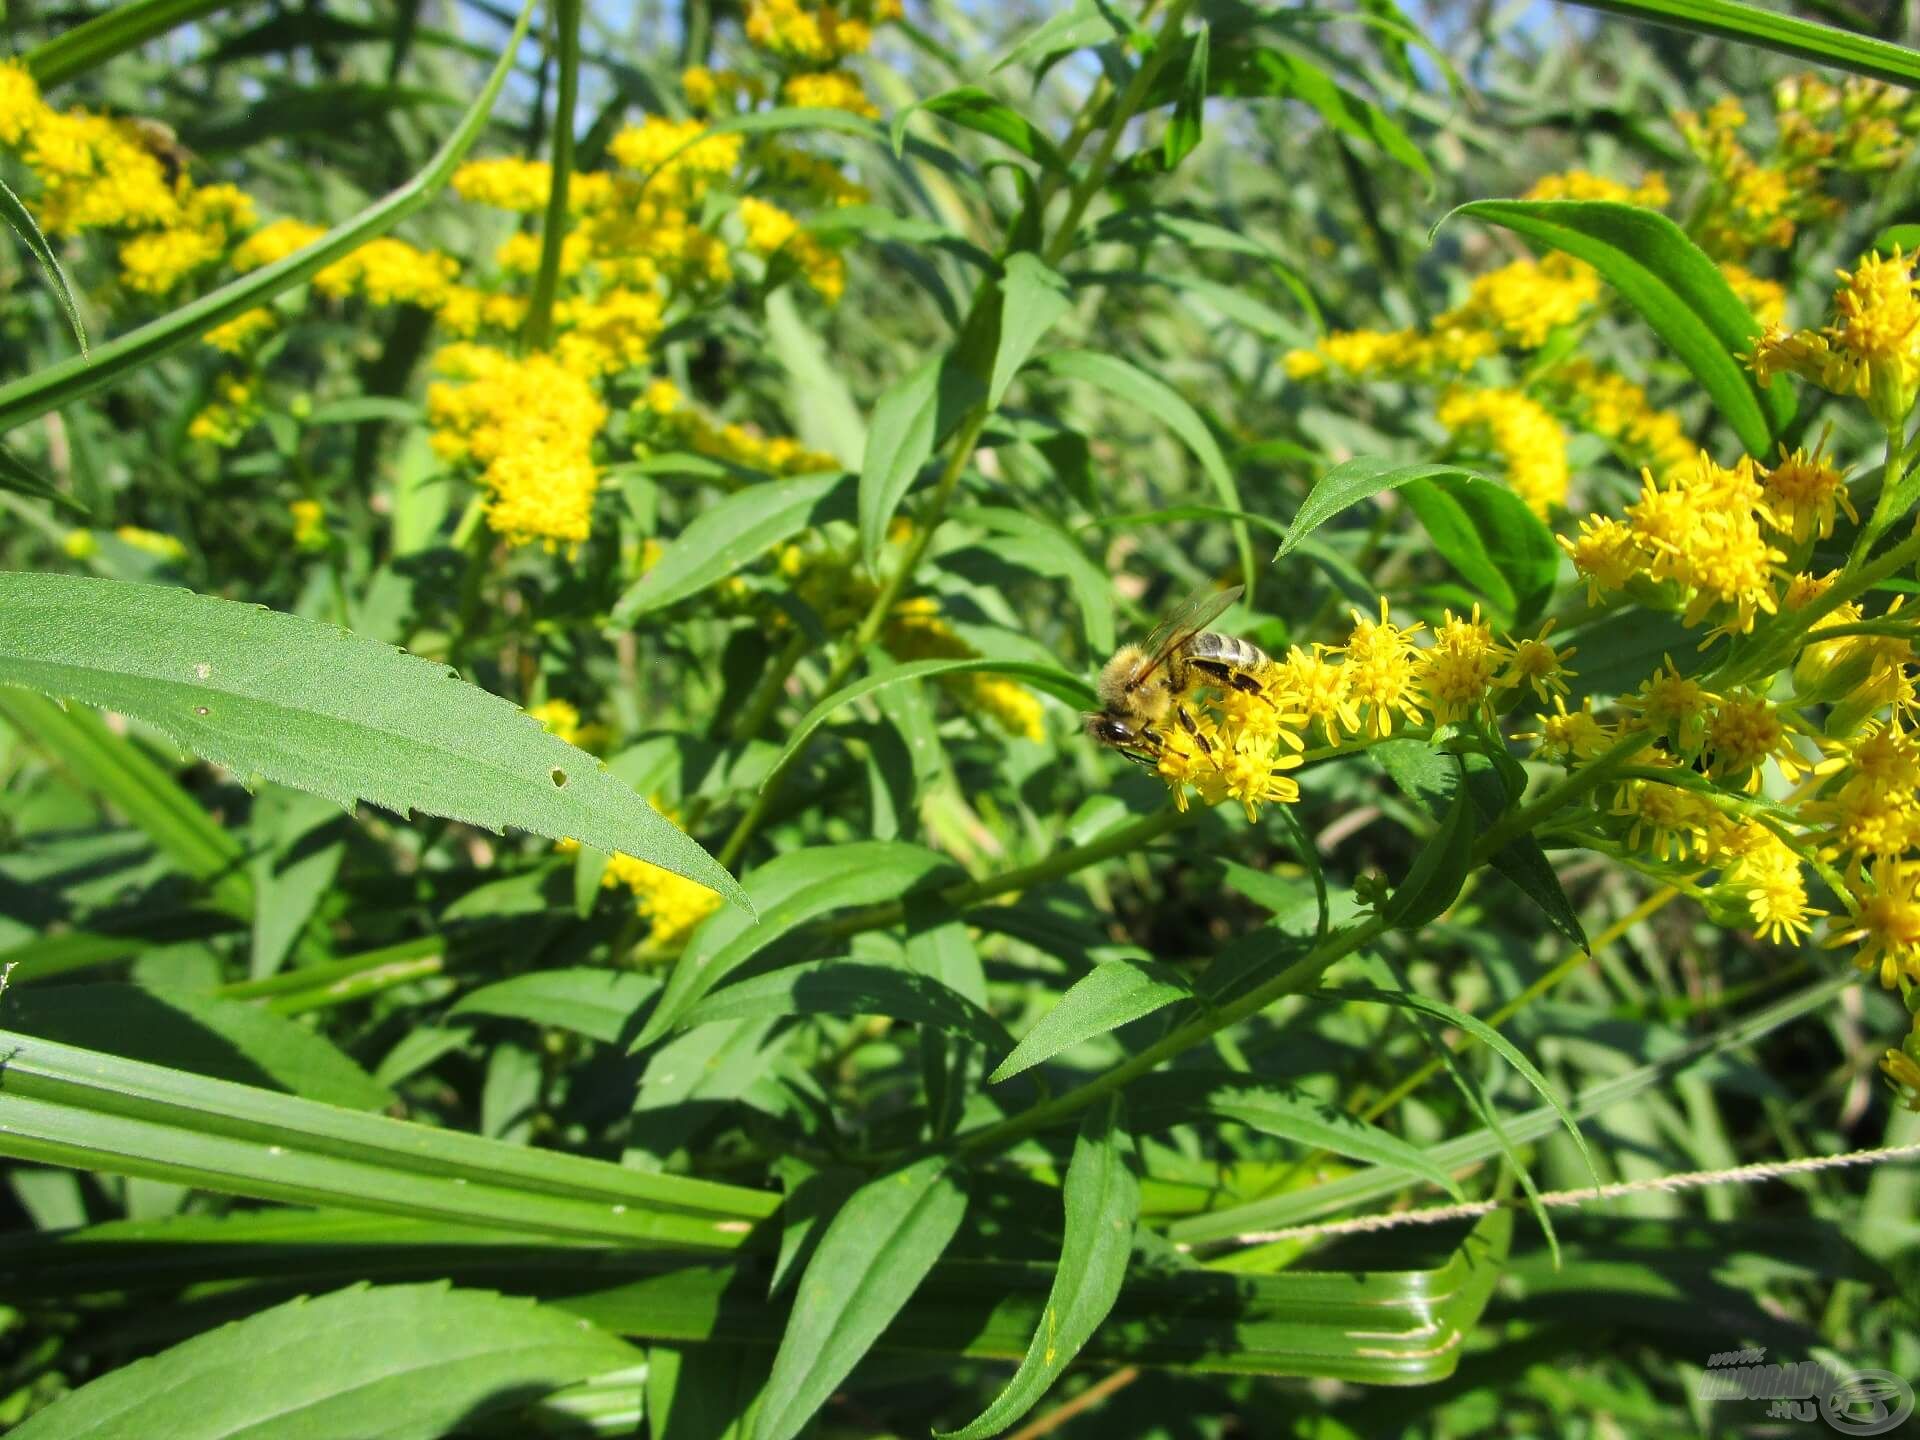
[124,118,195,186]
[1086,583,1272,763]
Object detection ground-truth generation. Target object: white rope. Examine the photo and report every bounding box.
[1215,1140,1920,1247]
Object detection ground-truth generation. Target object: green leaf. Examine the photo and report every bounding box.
[990,959,1192,1084]
[1568,0,1920,87]
[990,253,1075,409]
[952,505,1113,656]
[1399,471,1559,626]
[0,688,254,919]
[0,574,747,913]
[1276,458,1477,558]
[0,0,537,436]
[768,657,1094,780]
[1874,223,1920,254]
[1313,984,1598,1185]
[751,1156,969,1440]
[938,1098,1139,1439]
[0,439,87,515]
[0,1027,776,1245]
[24,0,234,87]
[1212,46,1430,180]
[637,842,966,1048]
[1,175,86,357]
[859,355,983,569]
[648,1345,766,1440]
[8,1282,639,1440]
[679,958,1009,1048]
[1381,757,1474,929]
[990,0,1122,74]
[912,87,1069,171]
[1,983,393,1111]
[1445,200,1793,455]
[612,470,851,622]
[1035,350,1255,600]
[1374,740,1589,953]
[1215,1085,1464,1199]
[451,968,662,1046]
[1162,23,1209,171]
[1085,210,1319,326]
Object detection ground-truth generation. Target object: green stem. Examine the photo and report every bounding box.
[727,628,811,745]
[954,914,1389,1158]
[819,805,1193,940]
[1040,0,1195,270]
[1470,729,1652,864]
[1720,526,1920,691]
[523,0,580,352]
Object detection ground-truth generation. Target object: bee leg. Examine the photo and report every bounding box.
[1176,705,1212,754]
[1228,672,1276,706]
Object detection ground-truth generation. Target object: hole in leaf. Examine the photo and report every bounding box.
[550,768,568,787]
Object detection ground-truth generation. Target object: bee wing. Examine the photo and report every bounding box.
[1136,583,1242,681]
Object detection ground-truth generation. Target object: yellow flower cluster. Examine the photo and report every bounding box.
[427,345,608,549]
[1283,250,1604,384]
[112,525,189,562]
[782,70,878,119]
[1559,450,1794,638]
[1546,359,1694,480]
[637,380,838,475]
[736,196,846,300]
[1521,170,1671,207]
[0,61,244,293]
[527,697,609,753]
[290,499,327,550]
[1680,79,1919,261]
[1720,261,1787,328]
[681,67,768,114]
[744,0,901,65]
[1754,249,1920,428]
[186,377,262,448]
[1437,386,1569,515]
[557,816,722,948]
[884,597,1046,742]
[1147,603,1574,823]
[203,307,278,354]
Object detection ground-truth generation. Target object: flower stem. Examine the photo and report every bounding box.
[953,914,1389,1158]
[523,0,579,352]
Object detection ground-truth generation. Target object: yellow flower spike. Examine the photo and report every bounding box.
[1558,515,1646,603]
[1436,387,1569,515]
[1883,1045,1920,1112]
[1704,689,1803,791]
[528,698,585,747]
[781,71,878,119]
[1620,655,1718,757]
[1498,619,1576,705]
[62,529,98,560]
[1274,645,1359,744]
[1516,695,1616,764]
[1825,857,1920,989]
[1720,826,1824,944]
[1338,599,1427,739]
[1416,605,1507,725]
[1610,772,1710,862]
[289,499,326,550]
[114,525,188,561]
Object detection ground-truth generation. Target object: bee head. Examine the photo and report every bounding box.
[1085,713,1137,748]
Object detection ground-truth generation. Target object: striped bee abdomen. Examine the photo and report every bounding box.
[1185,630,1269,670]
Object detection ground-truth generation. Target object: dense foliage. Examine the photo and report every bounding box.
[1,1,1918,1436]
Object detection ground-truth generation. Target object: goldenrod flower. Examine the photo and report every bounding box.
[1274,645,1359,743]
[1338,600,1426,738]
[1620,656,1717,757]
[204,307,277,354]
[1437,386,1569,515]
[1759,439,1857,545]
[782,71,878,118]
[1610,772,1708,862]
[452,156,554,211]
[1826,857,1920,988]
[1498,619,1576,704]
[1518,695,1615,764]
[1417,605,1507,724]
[1753,249,1920,425]
[1719,825,1823,944]
[290,499,326,550]
[114,525,187,561]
